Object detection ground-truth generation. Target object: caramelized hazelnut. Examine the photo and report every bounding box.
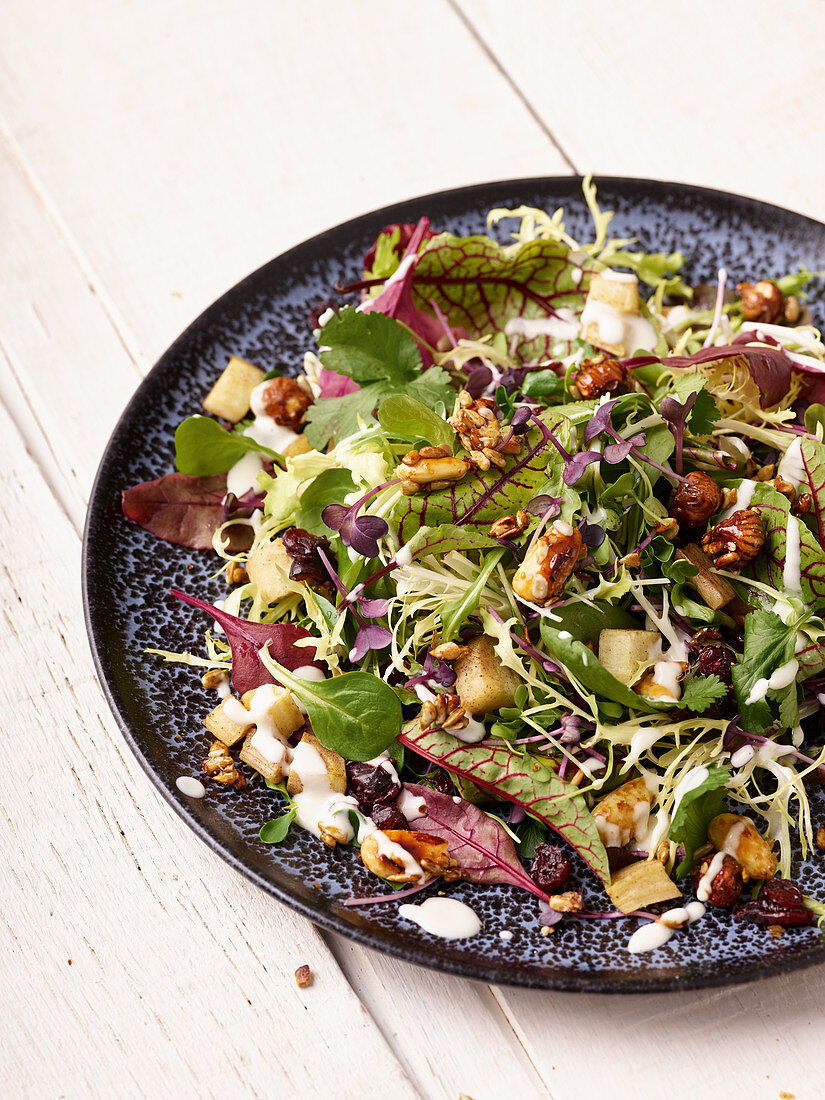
[695,853,744,908]
[737,280,784,323]
[701,508,765,570]
[512,523,583,606]
[253,376,313,429]
[573,355,627,400]
[669,471,724,529]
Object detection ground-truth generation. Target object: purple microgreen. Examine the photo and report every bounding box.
[356,595,391,618]
[660,391,697,475]
[404,649,457,691]
[343,880,434,907]
[562,450,602,485]
[577,518,606,548]
[583,399,619,444]
[525,494,562,519]
[349,623,393,663]
[601,439,635,464]
[322,483,395,558]
[509,406,534,435]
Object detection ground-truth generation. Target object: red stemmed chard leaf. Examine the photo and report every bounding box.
[398,723,610,885]
[626,344,793,408]
[170,589,323,695]
[403,783,550,901]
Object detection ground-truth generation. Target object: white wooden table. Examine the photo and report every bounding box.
[3,2,825,1097]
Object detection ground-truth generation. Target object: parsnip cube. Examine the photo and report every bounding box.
[239,731,284,785]
[287,732,347,797]
[246,538,293,603]
[598,629,659,686]
[607,860,682,914]
[454,635,521,716]
[202,357,266,422]
[587,271,640,315]
[676,543,736,610]
[202,697,253,746]
[283,434,312,458]
[241,684,304,737]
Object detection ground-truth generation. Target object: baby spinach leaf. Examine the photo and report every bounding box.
[174,415,280,475]
[377,394,453,447]
[398,723,610,884]
[669,764,730,877]
[403,783,550,901]
[260,807,296,844]
[295,468,356,535]
[548,600,640,644]
[521,370,564,398]
[539,624,669,715]
[261,654,402,762]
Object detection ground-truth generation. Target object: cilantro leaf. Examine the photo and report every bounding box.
[305,308,455,447]
[679,673,727,714]
[669,764,730,876]
[731,608,797,731]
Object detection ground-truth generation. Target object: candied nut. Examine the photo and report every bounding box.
[225,561,249,585]
[817,825,825,851]
[360,830,459,883]
[201,668,229,691]
[767,475,796,502]
[488,511,530,539]
[547,891,583,913]
[708,813,777,880]
[429,641,469,661]
[655,517,680,541]
[203,741,246,789]
[512,522,582,606]
[737,280,784,323]
[701,508,765,570]
[397,454,472,495]
[281,527,331,585]
[695,853,744,907]
[295,964,312,988]
[655,841,671,866]
[794,493,813,517]
[253,376,313,429]
[573,354,627,400]
[668,471,725,529]
[619,551,641,568]
[449,392,521,467]
[754,464,776,483]
[784,295,801,324]
[768,924,784,938]
[419,692,468,732]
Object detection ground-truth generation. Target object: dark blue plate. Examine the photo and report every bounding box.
[83,177,825,991]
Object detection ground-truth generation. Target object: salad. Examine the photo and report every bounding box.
[123,179,825,952]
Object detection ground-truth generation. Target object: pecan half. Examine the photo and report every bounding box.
[203,741,246,788]
[737,280,784,323]
[701,508,765,570]
[573,355,627,400]
[488,511,530,539]
[512,522,583,605]
[253,376,313,429]
[668,471,724,529]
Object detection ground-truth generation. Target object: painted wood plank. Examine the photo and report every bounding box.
[0,0,569,372]
[456,0,825,223]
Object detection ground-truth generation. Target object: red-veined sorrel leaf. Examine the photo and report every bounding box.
[798,436,825,547]
[411,234,599,364]
[170,589,323,695]
[398,723,610,885]
[122,472,229,550]
[403,783,550,901]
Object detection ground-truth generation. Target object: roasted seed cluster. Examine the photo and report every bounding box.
[448,391,521,473]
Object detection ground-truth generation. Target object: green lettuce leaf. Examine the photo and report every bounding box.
[398,722,610,884]
[295,468,356,535]
[175,415,280,475]
[668,764,730,876]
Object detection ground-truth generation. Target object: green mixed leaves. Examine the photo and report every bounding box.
[679,673,727,715]
[398,722,610,884]
[295,468,356,535]
[732,609,798,732]
[377,394,454,448]
[261,652,402,761]
[669,765,730,877]
[305,309,454,448]
[175,415,280,475]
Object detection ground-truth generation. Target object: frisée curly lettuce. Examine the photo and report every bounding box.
[123,178,825,950]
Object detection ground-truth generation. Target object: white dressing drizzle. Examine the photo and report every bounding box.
[397,789,428,821]
[745,658,799,705]
[672,766,709,814]
[730,744,755,769]
[398,897,482,939]
[225,452,264,499]
[450,715,487,744]
[291,664,326,715]
[579,299,657,354]
[245,381,302,453]
[395,545,413,567]
[246,684,292,765]
[777,437,806,490]
[719,478,756,522]
[504,310,580,343]
[626,902,705,954]
[696,850,726,902]
[783,513,802,595]
[176,776,206,798]
[289,740,357,843]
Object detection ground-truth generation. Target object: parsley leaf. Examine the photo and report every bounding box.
[680,673,727,714]
[669,764,730,876]
[305,308,455,447]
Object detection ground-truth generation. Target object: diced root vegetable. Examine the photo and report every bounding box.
[241,685,305,738]
[676,543,736,610]
[245,538,294,604]
[286,732,347,797]
[586,271,640,314]
[606,860,682,914]
[239,733,284,784]
[453,635,521,716]
[202,357,266,422]
[597,629,659,686]
[202,697,253,746]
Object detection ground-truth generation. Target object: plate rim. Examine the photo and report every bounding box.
[82,174,825,993]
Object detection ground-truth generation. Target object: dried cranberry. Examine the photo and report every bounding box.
[607,847,642,874]
[418,769,455,796]
[345,761,401,812]
[281,527,331,585]
[370,802,408,831]
[531,844,571,892]
[735,878,814,927]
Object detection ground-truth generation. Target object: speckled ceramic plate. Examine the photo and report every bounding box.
[83,177,825,992]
